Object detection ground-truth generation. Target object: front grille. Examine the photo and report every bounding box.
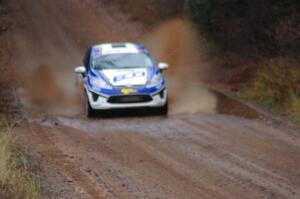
[108,95,152,104]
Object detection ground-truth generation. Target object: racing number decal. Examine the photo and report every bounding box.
[114,72,145,83]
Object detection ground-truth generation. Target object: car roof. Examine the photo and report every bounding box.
[91,43,148,57]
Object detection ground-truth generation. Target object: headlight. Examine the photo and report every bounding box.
[90,77,112,89]
[147,73,163,88]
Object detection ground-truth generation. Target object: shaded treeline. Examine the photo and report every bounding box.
[187,0,300,59]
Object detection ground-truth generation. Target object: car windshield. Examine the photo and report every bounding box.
[92,53,154,70]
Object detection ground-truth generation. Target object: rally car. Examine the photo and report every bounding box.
[75,43,169,117]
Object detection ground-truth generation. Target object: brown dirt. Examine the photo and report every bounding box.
[0,1,14,113]
[9,0,300,198]
[103,0,185,25]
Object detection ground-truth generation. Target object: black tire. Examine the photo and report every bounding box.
[157,100,168,116]
[85,94,97,118]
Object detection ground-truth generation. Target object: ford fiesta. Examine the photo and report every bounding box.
[75,43,169,117]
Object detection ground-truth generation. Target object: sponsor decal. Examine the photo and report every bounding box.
[121,88,137,95]
[113,71,145,83]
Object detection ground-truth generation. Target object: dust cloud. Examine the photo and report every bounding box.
[12,0,87,117]
[13,27,83,116]
[144,19,216,114]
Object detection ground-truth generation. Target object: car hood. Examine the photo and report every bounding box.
[101,68,148,87]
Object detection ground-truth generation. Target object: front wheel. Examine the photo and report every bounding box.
[156,100,168,116]
[85,94,97,118]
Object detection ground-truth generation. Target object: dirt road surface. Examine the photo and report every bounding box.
[10,0,300,198]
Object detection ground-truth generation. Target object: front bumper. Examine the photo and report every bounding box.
[86,88,167,110]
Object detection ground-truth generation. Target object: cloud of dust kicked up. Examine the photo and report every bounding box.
[144,19,217,114]
[13,26,84,117]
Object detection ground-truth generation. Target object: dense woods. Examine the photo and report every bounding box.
[187,0,300,58]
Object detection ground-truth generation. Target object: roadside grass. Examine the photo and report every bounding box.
[240,57,300,122]
[287,93,300,123]
[0,117,41,199]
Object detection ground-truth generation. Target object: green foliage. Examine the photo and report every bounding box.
[241,58,300,121]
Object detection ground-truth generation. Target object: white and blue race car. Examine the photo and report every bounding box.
[75,43,169,117]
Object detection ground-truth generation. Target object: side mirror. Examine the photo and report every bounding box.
[158,62,169,71]
[74,66,86,74]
